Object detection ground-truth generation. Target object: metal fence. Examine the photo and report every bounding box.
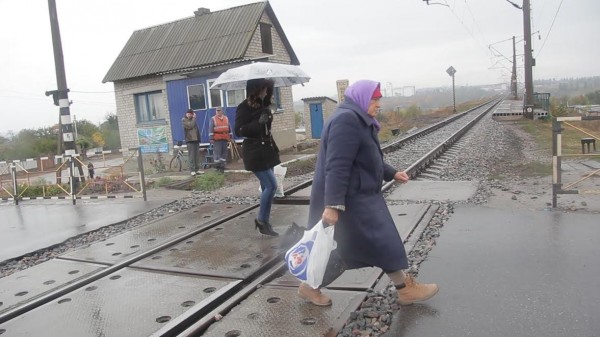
[552,116,600,207]
[0,147,147,205]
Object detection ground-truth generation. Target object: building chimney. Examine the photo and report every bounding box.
[194,8,210,17]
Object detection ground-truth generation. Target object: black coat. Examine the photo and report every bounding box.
[308,98,408,272]
[234,100,280,172]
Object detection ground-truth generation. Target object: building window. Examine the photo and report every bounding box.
[260,23,273,54]
[272,87,283,111]
[188,84,206,110]
[135,91,165,123]
[207,80,222,108]
[226,89,245,107]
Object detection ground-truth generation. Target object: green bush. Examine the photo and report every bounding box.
[192,172,225,191]
[18,183,67,197]
[156,177,174,187]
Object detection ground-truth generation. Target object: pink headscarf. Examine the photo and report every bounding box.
[344,80,381,129]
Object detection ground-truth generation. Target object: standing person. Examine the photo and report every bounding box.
[208,106,232,173]
[234,78,280,237]
[87,162,95,179]
[298,80,439,306]
[182,108,202,176]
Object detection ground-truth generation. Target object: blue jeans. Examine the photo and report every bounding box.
[254,168,277,223]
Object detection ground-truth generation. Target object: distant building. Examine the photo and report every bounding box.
[336,79,349,103]
[103,2,300,152]
[302,96,337,139]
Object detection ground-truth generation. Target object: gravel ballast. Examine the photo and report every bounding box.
[1,111,598,337]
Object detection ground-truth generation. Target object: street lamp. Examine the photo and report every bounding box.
[446,66,457,113]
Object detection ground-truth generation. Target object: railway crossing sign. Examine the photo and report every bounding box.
[446,66,456,77]
[446,66,457,113]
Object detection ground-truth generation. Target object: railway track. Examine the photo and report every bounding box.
[0,98,501,337]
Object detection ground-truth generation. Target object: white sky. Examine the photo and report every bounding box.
[1,0,598,134]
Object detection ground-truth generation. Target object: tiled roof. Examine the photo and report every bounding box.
[301,96,338,103]
[103,1,298,83]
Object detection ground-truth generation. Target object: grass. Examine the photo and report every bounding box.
[156,177,174,187]
[283,156,316,177]
[192,171,225,191]
[507,118,600,178]
[517,118,600,155]
[513,161,553,177]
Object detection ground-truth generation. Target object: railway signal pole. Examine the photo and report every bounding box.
[505,0,534,117]
[446,66,457,113]
[523,0,534,118]
[511,36,518,100]
[47,0,85,186]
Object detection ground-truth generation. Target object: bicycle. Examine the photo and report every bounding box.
[169,141,186,172]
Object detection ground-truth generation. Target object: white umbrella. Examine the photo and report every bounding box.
[210,62,310,90]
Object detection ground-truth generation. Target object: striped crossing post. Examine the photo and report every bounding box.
[11,163,18,205]
[47,0,85,187]
[69,156,76,205]
[551,118,562,208]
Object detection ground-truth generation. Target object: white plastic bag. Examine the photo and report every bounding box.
[258,165,287,198]
[284,221,336,288]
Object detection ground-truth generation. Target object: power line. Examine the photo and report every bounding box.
[464,0,485,39]
[443,1,490,57]
[504,0,522,10]
[536,0,564,57]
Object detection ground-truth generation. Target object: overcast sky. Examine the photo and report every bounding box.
[1,0,598,134]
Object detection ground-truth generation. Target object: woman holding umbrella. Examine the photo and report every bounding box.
[234,78,280,236]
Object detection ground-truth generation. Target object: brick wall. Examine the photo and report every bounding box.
[112,77,170,150]
[303,98,338,139]
[244,12,296,150]
[111,11,299,151]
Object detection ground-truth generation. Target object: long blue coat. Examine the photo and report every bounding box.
[308,98,408,273]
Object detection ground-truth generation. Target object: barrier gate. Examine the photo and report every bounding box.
[552,116,600,208]
[0,147,147,205]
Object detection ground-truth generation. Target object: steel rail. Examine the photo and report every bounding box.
[0,203,260,324]
[166,98,502,337]
[0,97,501,336]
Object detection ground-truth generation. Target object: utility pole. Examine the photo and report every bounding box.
[511,36,518,100]
[523,0,534,118]
[47,0,85,187]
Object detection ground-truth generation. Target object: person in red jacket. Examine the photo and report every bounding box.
[208,107,232,172]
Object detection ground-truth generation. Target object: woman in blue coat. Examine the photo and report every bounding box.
[298,80,439,306]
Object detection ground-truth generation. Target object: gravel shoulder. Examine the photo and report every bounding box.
[449,116,600,213]
[2,110,598,337]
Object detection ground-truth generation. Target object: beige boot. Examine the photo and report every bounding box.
[298,283,332,306]
[397,274,439,305]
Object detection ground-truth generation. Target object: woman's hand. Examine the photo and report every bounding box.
[258,112,269,125]
[394,171,409,183]
[258,108,271,125]
[322,207,339,226]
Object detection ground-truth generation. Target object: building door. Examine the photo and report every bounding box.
[310,103,323,139]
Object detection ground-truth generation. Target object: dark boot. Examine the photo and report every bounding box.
[254,219,279,236]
